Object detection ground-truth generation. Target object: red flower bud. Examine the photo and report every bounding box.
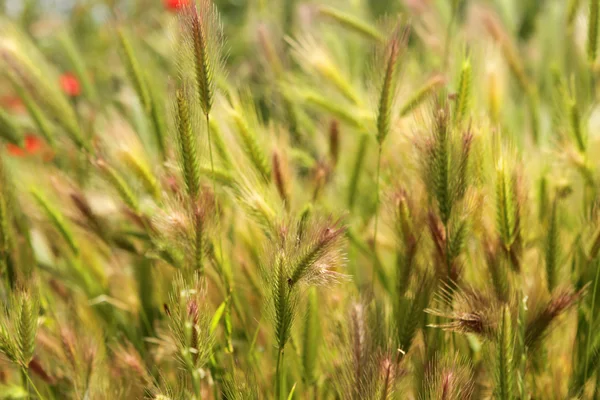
[164,0,190,11]
[6,143,25,157]
[6,134,43,157]
[60,73,81,97]
[25,135,42,153]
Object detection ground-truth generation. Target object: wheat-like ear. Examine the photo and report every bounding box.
[454,57,472,125]
[179,0,225,118]
[175,86,201,201]
[222,368,261,400]
[287,217,346,287]
[496,157,517,252]
[0,289,39,369]
[484,235,510,302]
[376,24,408,146]
[426,286,500,338]
[432,105,452,225]
[396,274,434,354]
[269,248,298,400]
[275,250,293,348]
[525,287,585,348]
[421,355,475,400]
[394,190,418,298]
[167,272,213,397]
[378,356,395,400]
[16,290,39,368]
[229,93,271,183]
[0,322,18,364]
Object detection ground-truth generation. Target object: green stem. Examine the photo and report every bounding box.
[206,113,223,267]
[206,112,237,359]
[21,368,28,400]
[212,380,219,400]
[275,348,285,400]
[21,368,45,400]
[371,145,383,287]
[443,0,459,68]
[445,223,452,284]
[191,368,202,400]
[183,315,202,400]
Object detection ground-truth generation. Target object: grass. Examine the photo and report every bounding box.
[0,0,599,398]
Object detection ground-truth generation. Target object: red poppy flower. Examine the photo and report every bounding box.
[60,73,81,97]
[164,0,190,11]
[6,134,43,157]
[25,135,42,153]
[6,143,25,157]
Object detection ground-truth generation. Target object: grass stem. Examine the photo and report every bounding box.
[371,145,383,287]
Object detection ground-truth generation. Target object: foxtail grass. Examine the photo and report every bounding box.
[175,87,201,201]
[454,57,472,125]
[373,21,405,259]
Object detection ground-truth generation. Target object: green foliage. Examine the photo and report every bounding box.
[0,109,23,146]
[0,0,597,398]
[31,188,79,254]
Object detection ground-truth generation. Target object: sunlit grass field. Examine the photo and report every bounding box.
[0,0,599,398]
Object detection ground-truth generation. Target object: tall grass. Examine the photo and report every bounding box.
[0,0,598,398]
